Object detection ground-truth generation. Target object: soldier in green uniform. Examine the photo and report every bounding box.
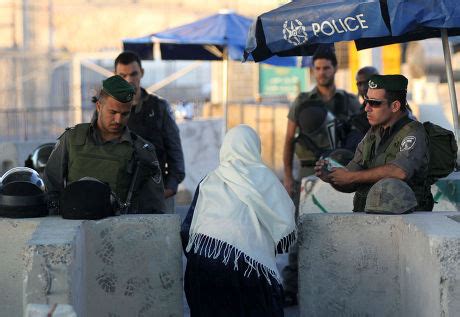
[284,49,361,197]
[114,51,185,213]
[315,74,433,212]
[282,49,361,306]
[44,75,166,214]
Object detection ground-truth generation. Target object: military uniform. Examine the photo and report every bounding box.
[347,113,433,212]
[283,87,361,302]
[44,117,166,214]
[288,87,362,178]
[128,88,185,211]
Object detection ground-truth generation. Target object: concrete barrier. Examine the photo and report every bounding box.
[0,141,54,175]
[178,118,222,199]
[298,212,460,316]
[25,304,76,317]
[299,173,460,215]
[0,215,182,317]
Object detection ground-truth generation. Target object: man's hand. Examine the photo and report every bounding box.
[164,188,175,198]
[283,175,294,196]
[314,159,331,182]
[328,168,353,186]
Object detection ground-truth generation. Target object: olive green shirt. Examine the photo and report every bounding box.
[44,116,166,214]
[347,113,429,180]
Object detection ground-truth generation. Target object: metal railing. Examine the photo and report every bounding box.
[0,107,94,141]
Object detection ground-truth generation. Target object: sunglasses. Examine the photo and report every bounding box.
[364,98,386,107]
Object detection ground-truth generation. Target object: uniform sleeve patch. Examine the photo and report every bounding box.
[400,136,416,151]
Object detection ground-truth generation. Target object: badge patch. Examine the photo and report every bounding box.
[400,136,416,151]
[368,80,377,89]
[283,20,308,46]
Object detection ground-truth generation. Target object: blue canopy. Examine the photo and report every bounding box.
[123,11,299,67]
[245,0,390,62]
[355,0,460,49]
[245,0,460,141]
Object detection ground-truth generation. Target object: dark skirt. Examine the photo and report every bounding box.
[184,252,284,317]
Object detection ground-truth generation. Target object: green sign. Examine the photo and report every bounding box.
[259,64,308,97]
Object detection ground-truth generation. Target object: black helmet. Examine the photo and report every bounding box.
[60,177,119,220]
[24,143,55,174]
[0,167,48,218]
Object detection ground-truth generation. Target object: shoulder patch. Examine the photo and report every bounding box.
[57,126,74,139]
[400,136,416,151]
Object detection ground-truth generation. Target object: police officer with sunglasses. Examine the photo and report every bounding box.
[315,74,433,212]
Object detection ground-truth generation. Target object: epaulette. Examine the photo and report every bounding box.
[57,126,75,140]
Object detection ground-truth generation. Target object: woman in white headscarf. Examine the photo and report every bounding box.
[181,124,296,317]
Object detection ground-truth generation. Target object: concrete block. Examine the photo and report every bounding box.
[25,304,76,317]
[298,213,460,317]
[298,214,400,316]
[0,141,54,175]
[0,218,41,317]
[23,218,82,309]
[298,173,460,214]
[81,215,183,317]
[299,176,354,215]
[178,119,222,196]
[433,172,460,211]
[0,215,183,317]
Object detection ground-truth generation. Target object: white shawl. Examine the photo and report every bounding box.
[186,125,296,283]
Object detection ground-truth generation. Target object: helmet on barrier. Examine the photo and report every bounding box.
[60,177,119,220]
[24,143,55,175]
[0,167,48,218]
[365,178,417,214]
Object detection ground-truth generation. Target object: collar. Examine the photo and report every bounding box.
[133,88,150,114]
[310,86,344,100]
[376,112,411,137]
[90,112,133,145]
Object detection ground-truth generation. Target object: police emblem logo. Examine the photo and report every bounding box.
[283,19,308,46]
[368,80,377,89]
[400,136,416,151]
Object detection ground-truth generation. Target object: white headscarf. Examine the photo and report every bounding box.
[186,125,295,283]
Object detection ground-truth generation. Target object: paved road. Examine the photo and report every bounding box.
[176,205,299,317]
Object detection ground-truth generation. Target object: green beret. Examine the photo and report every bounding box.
[102,75,134,103]
[368,74,408,91]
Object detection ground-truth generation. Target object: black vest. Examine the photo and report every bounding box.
[128,94,167,176]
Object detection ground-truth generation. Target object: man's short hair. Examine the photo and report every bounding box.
[96,89,110,104]
[312,48,337,67]
[385,90,407,111]
[114,51,142,69]
[357,66,379,78]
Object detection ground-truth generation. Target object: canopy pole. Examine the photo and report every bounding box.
[222,47,229,137]
[441,29,459,142]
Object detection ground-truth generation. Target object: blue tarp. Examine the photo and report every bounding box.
[356,0,460,49]
[388,0,460,35]
[245,0,389,62]
[123,11,301,67]
[246,0,460,61]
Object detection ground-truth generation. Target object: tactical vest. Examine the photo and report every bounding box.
[294,91,356,165]
[354,120,433,212]
[67,124,133,202]
[128,94,167,175]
